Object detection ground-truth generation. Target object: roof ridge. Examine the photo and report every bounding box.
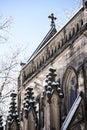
[27,26,57,62]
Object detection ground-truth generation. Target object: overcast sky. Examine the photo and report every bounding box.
[0,0,82,61]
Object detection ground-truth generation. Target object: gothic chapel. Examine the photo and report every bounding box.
[11,0,87,130]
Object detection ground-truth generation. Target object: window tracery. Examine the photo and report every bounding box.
[62,67,78,115]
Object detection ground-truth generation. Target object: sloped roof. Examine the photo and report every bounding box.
[28,26,57,62]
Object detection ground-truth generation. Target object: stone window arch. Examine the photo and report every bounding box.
[69,31,71,39]
[76,23,80,32]
[50,45,54,57]
[41,56,44,65]
[36,61,39,69]
[49,49,51,57]
[54,45,57,53]
[65,35,67,43]
[34,64,36,72]
[61,38,64,46]
[33,66,36,73]
[72,27,75,35]
[39,58,42,66]
[57,42,60,49]
[62,67,78,115]
[52,46,55,54]
[51,48,54,56]
[47,48,50,58]
[59,41,62,48]
[53,42,57,53]
[81,19,83,26]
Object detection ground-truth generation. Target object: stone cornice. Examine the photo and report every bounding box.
[21,8,84,72]
[22,23,87,86]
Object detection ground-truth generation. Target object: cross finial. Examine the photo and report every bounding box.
[48,13,57,27]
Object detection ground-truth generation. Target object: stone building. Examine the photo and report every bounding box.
[18,0,87,129]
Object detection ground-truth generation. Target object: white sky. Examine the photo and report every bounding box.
[0,0,82,62]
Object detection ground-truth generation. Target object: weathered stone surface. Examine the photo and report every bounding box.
[18,1,87,130]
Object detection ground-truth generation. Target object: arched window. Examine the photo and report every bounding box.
[54,46,57,53]
[40,59,42,66]
[65,35,67,43]
[33,65,36,72]
[58,42,60,49]
[77,23,80,32]
[72,27,75,35]
[36,61,39,69]
[61,38,64,46]
[62,67,78,115]
[51,49,54,56]
[42,56,44,63]
[81,19,83,26]
[47,49,50,58]
[59,42,62,48]
[69,32,71,39]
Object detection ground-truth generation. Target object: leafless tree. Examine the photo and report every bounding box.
[0,16,12,44]
[0,17,23,121]
[0,48,22,118]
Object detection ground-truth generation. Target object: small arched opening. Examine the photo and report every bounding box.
[81,19,83,26]
[77,23,80,32]
[72,27,75,36]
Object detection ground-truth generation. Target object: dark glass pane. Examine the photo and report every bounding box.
[70,87,77,107]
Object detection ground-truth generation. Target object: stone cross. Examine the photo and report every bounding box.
[48,13,57,27]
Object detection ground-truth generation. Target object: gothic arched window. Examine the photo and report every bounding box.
[62,67,78,115]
